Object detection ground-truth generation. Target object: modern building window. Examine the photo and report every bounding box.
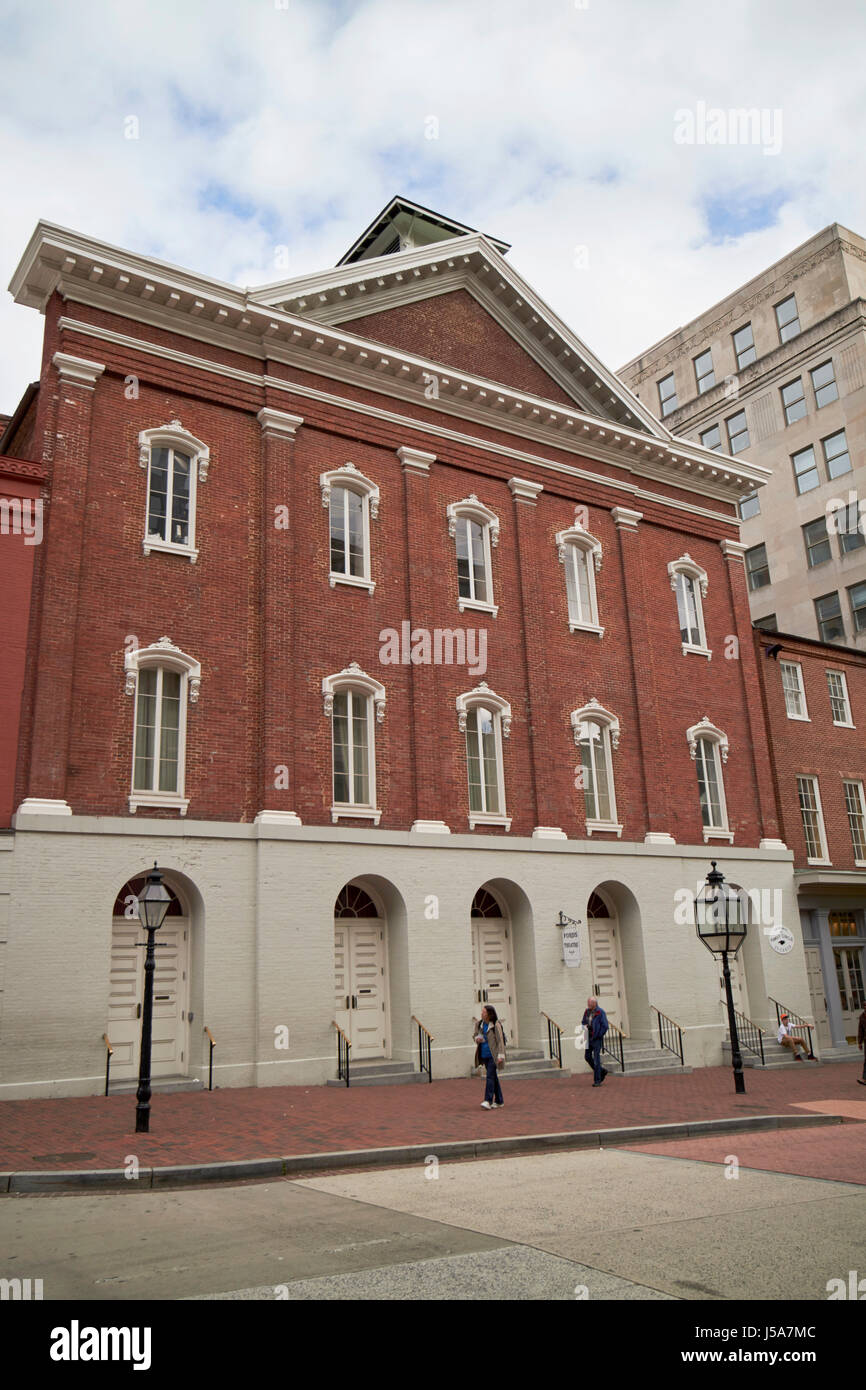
[827,670,853,726]
[780,661,808,719]
[571,701,621,835]
[815,592,845,642]
[688,720,730,839]
[701,424,722,452]
[726,409,750,454]
[745,543,770,590]
[838,500,866,554]
[139,422,209,563]
[739,491,760,520]
[557,526,603,634]
[732,322,756,369]
[447,496,499,616]
[322,664,385,823]
[797,775,828,861]
[781,377,807,426]
[848,581,866,633]
[775,294,801,343]
[803,517,831,568]
[668,556,709,655]
[457,684,511,829]
[823,429,851,480]
[753,614,778,631]
[792,445,819,494]
[125,636,201,815]
[811,360,839,409]
[694,349,715,395]
[658,373,678,417]
[843,781,866,862]
[320,463,379,591]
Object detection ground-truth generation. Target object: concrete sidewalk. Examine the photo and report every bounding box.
[1,1061,862,1191]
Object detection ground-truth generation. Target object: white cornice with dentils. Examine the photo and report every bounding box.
[11,222,769,503]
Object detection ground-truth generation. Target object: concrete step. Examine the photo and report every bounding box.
[723,1040,822,1069]
[326,1060,428,1087]
[504,1063,572,1080]
[110,1075,206,1095]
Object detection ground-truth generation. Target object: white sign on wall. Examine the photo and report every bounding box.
[558,911,582,968]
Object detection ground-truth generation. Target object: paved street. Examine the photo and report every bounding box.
[2,1134,863,1301]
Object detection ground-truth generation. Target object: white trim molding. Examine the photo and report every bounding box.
[669,553,711,658]
[255,810,303,826]
[125,636,201,702]
[669,553,708,598]
[257,407,304,438]
[139,420,209,563]
[410,819,451,834]
[52,351,105,389]
[571,699,620,750]
[322,663,386,722]
[320,461,380,518]
[611,506,643,530]
[139,419,210,482]
[125,637,200,816]
[556,525,603,572]
[687,717,729,763]
[508,476,543,504]
[456,682,512,738]
[397,445,436,474]
[15,798,73,817]
[720,539,747,562]
[532,826,568,839]
[321,462,380,591]
[447,494,500,547]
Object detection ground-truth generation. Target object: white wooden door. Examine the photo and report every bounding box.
[588,918,628,1034]
[834,947,865,1044]
[804,947,831,1049]
[334,920,388,1060]
[719,951,750,1022]
[108,916,190,1080]
[472,918,516,1043]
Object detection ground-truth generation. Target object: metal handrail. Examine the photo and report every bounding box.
[411,1016,434,1082]
[333,1020,351,1086]
[733,1009,765,1065]
[602,1020,626,1072]
[650,1006,685,1065]
[769,997,815,1058]
[102,1033,113,1096]
[541,1011,564,1068]
[204,1027,216,1091]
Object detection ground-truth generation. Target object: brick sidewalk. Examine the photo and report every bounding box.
[1,1061,863,1174]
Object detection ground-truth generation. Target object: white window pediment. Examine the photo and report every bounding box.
[571,699,620,749]
[556,526,603,572]
[319,461,380,518]
[139,420,210,482]
[687,717,729,763]
[124,636,201,703]
[456,682,511,738]
[447,494,500,547]
[322,663,386,722]
[668,553,708,597]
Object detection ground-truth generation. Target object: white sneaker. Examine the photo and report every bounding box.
[491,1101,502,1107]
[481,1100,492,1108]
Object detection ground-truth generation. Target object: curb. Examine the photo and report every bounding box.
[0,1111,845,1192]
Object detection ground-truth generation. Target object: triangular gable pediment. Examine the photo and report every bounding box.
[249,235,667,436]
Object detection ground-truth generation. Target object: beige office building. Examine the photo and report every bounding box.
[620,224,866,646]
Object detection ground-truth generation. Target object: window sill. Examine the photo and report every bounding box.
[331,804,382,825]
[682,643,712,660]
[458,599,498,618]
[855,860,866,869]
[468,813,512,830]
[143,539,198,563]
[586,821,623,837]
[129,794,189,816]
[569,621,605,637]
[703,828,734,843]
[786,713,810,722]
[806,856,831,866]
[329,574,375,593]
[833,720,855,729]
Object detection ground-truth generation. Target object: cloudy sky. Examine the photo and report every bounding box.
[1,0,864,415]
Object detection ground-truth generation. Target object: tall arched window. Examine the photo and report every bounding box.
[323,664,385,822]
[668,555,710,657]
[320,463,379,591]
[571,699,621,835]
[457,682,511,829]
[139,420,209,562]
[124,637,201,814]
[556,526,603,635]
[687,718,732,841]
[447,495,500,616]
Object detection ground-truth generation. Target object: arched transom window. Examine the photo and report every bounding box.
[556,525,603,635]
[571,699,621,835]
[320,462,379,591]
[457,682,511,830]
[139,420,209,563]
[687,718,732,841]
[447,495,500,616]
[124,637,201,816]
[323,664,385,823]
[668,555,710,658]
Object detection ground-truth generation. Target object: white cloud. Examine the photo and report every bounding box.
[1,0,864,411]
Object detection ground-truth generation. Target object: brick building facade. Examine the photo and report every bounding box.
[0,199,816,1098]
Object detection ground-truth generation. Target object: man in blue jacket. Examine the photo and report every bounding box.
[582,996,609,1087]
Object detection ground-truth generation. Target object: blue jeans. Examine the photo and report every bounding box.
[585,1039,604,1083]
[483,1056,503,1104]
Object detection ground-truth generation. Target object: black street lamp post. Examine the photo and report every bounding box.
[135,862,172,1134]
[695,860,748,1095]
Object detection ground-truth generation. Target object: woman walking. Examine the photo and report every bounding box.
[474,1004,506,1108]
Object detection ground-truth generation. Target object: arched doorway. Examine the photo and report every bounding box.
[587,890,629,1034]
[108,875,190,1080]
[471,887,518,1044]
[334,883,390,1060]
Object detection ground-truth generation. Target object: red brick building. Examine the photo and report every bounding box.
[0,198,815,1098]
[755,626,866,1050]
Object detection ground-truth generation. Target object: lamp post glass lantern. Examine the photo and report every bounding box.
[135,863,172,1133]
[695,861,748,1094]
